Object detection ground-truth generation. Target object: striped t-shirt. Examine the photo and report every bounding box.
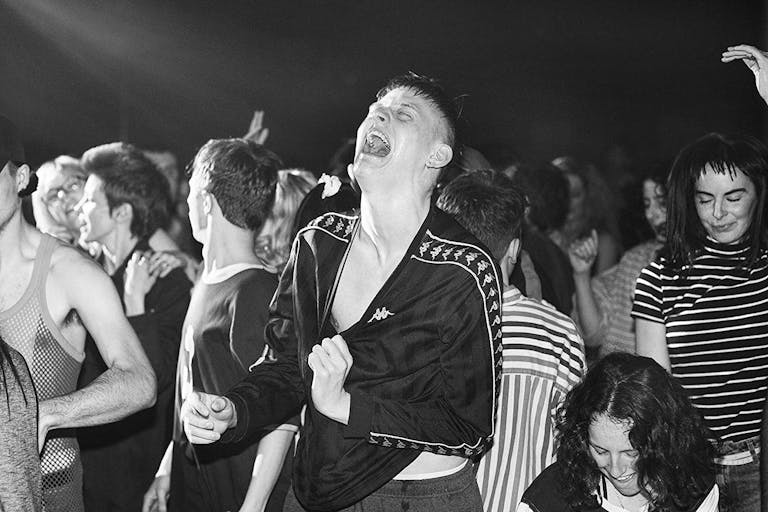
[476,286,585,512]
[590,240,661,355]
[632,238,768,443]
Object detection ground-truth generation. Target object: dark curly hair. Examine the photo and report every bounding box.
[555,352,714,512]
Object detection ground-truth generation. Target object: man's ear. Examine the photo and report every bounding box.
[14,164,30,193]
[113,202,133,225]
[506,238,521,265]
[202,190,214,216]
[426,143,453,169]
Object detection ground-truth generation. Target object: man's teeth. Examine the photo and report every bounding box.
[366,130,390,149]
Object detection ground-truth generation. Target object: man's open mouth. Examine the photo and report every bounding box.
[363,129,391,157]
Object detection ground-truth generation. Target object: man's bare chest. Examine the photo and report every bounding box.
[332,250,394,332]
[0,264,34,313]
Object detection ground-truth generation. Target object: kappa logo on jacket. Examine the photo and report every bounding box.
[368,307,394,323]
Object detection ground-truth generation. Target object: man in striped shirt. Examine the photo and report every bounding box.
[438,170,586,512]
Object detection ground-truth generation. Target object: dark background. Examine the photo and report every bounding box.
[1,0,766,172]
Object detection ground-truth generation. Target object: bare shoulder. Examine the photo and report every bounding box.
[49,242,101,274]
[48,243,110,293]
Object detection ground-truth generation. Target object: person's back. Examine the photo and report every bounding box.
[476,288,585,510]
[144,138,296,512]
[0,340,42,512]
[437,169,586,511]
[170,264,284,511]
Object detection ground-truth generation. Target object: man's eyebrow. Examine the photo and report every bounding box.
[399,102,419,112]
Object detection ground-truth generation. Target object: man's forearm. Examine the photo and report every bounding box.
[40,363,156,433]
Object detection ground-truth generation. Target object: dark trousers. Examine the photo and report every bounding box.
[283,461,482,512]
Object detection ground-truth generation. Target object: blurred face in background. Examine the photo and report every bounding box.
[643,179,667,242]
[37,160,86,238]
[563,172,587,237]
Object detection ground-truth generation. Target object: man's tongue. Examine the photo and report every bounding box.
[364,134,390,157]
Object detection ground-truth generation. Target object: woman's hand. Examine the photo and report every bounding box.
[722,44,768,106]
[568,230,599,276]
[124,251,159,316]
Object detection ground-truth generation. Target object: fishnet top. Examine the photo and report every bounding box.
[0,234,85,512]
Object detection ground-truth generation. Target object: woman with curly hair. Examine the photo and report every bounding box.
[518,352,718,512]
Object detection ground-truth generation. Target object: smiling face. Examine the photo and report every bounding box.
[350,86,451,195]
[643,179,667,242]
[694,164,757,244]
[588,413,642,497]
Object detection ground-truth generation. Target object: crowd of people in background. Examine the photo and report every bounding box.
[1,43,768,512]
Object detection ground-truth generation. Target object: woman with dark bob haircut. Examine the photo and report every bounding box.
[633,133,768,512]
[518,353,718,512]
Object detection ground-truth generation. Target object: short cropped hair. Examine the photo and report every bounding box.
[437,169,526,260]
[189,138,281,232]
[81,142,171,239]
[377,72,460,156]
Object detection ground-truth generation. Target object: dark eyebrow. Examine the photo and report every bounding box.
[695,188,747,196]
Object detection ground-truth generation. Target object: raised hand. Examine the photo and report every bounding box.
[307,334,353,424]
[722,44,768,105]
[180,391,236,444]
[568,229,599,276]
[244,110,270,145]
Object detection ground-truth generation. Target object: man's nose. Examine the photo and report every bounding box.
[370,106,388,123]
